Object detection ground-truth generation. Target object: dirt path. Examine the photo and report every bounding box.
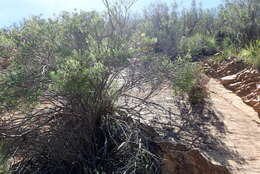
[126,74,260,173]
[207,78,260,174]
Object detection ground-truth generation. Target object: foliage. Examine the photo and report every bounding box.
[140,0,260,59]
[0,144,9,174]
[179,34,217,58]
[209,38,237,62]
[0,32,15,55]
[239,40,260,70]
[0,2,164,173]
[140,1,182,56]
[218,0,260,47]
[0,31,15,69]
[171,53,207,105]
[0,0,260,173]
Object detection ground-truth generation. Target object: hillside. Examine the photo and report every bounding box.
[0,0,259,173]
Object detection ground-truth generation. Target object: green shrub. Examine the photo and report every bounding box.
[0,32,15,58]
[0,144,10,174]
[172,53,207,105]
[209,37,238,62]
[0,9,162,174]
[179,34,217,58]
[188,74,208,105]
[239,40,260,71]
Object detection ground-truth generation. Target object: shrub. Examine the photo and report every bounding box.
[0,8,163,174]
[239,40,260,71]
[172,53,207,105]
[208,37,238,62]
[0,32,15,57]
[0,144,9,174]
[0,32,16,69]
[188,74,208,105]
[0,51,162,173]
[179,34,217,59]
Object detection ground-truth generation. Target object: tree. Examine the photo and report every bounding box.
[218,0,260,47]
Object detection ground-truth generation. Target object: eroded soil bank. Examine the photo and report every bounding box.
[204,58,260,114]
[146,58,260,174]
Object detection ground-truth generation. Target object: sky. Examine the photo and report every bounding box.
[0,0,223,28]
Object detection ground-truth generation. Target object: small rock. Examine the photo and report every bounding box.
[248,99,258,107]
[159,142,231,174]
[227,82,242,90]
[221,74,237,85]
[256,84,260,90]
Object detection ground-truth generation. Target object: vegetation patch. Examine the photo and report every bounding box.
[0,0,259,173]
[239,40,260,71]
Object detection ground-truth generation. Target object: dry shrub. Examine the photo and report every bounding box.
[188,73,209,105]
[0,59,164,174]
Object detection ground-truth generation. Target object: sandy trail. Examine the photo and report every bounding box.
[206,78,260,174]
[133,77,260,174]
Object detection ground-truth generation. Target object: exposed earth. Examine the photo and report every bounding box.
[147,76,260,174]
[139,58,260,174]
[1,58,259,174]
[206,78,260,174]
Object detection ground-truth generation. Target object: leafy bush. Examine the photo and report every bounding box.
[239,40,260,71]
[0,32,15,69]
[188,74,208,105]
[0,32,15,57]
[1,53,161,174]
[219,0,260,47]
[208,37,238,62]
[0,6,164,174]
[172,53,207,105]
[0,144,9,174]
[179,34,217,59]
